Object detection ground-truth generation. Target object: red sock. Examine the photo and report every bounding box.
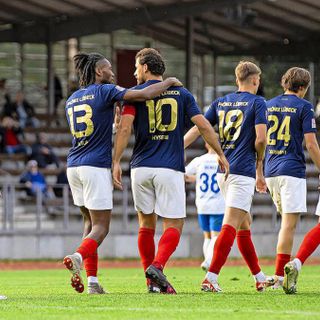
[275,253,291,277]
[208,224,236,274]
[237,229,261,275]
[138,227,155,271]
[296,223,320,264]
[153,227,180,269]
[84,251,98,277]
[76,238,98,260]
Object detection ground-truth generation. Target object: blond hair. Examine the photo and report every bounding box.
[281,67,310,93]
[235,61,261,82]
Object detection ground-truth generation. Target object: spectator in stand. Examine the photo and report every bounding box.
[30,132,60,168]
[0,78,11,111]
[20,160,51,198]
[3,91,39,128]
[0,116,30,155]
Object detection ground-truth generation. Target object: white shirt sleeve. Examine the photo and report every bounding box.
[185,157,199,175]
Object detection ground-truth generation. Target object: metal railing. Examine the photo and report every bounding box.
[2,177,314,236]
[0,177,132,234]
[1,181,72,233]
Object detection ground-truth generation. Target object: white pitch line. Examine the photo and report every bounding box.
[17,305,320,316]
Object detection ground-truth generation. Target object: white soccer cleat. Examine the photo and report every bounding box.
[63,254,84,293]
[265,275,283,290]
[87,282,107,294]
[201,278,222,293]
[283,261,299,294]
[0,295,7,300]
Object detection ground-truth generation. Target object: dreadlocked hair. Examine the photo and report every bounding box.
[73,52,105,87]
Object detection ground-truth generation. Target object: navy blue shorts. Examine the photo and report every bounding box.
[198,214,224,232]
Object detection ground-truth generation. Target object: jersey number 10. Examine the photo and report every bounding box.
[146,98,178,133]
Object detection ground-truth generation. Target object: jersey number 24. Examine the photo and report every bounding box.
[267,115,291,146]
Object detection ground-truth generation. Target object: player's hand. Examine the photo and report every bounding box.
[114,104,121,131]
[112,162,123,190]
[217,154,229,180]
[166,77,183,87]
[256,176,267,193]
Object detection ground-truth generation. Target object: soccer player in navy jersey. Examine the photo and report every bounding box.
[262,67,320,293]
[112,48,229,294]
[63,52,181,294]
[185,61,268,293]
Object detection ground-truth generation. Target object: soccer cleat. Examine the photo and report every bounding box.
[145,264,177,294]
[283,261,299,294]
[265,275,283,290]
[255,281,267,292]
[0,295,7,300]
[147,279,161,294]
[265,275,278,287]
[272,280,283,290]
[63,254,84,293]
[200,261,210,272]
[88,282,107,294]
[201,278,222,293]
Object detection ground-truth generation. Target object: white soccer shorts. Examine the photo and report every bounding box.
[67,166,113,210]
[131,167,186,218]
[217,173,255,213]
[266,175,307,214]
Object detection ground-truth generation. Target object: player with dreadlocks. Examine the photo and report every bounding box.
[63,52,181,294]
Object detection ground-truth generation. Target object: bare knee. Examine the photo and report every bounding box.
[280,214,299,233]
[138,211,156,229]
[280,223,297,234]
[91,224,109,244]
[163,218,184,233]
[89,209,111,244]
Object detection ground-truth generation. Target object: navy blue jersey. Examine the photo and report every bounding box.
[66,83,127,168]
[265,94,317,178]
[122,80,201,172]
[205,91,267,178]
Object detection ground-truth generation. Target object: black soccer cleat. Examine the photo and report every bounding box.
[145,264,177,294]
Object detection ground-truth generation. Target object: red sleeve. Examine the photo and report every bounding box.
[122,104,136,116]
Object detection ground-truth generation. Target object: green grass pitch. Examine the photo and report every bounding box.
[1,264,320,319]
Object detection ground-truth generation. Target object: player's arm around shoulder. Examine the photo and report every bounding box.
[112,108,135,190]
[123,77,182,101]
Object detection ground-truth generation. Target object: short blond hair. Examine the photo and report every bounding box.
[281,67,310,93]
[235,61,261,82]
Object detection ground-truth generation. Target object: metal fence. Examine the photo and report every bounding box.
[0,178,133,234]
